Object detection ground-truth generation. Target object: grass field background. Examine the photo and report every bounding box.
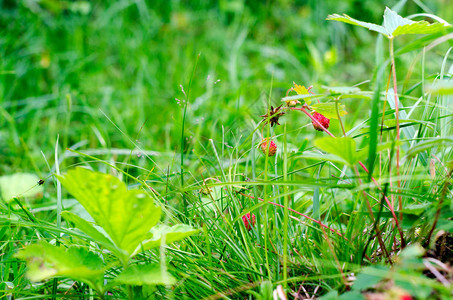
[1,0,453,299]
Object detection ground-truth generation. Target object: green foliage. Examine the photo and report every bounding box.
[15,242,105,294]
[113,264,176,286]
[327,7,447,39]
[15,168,198,298]
[2,1,453,299]
[57,168,162,262]
[0,173,43,201]
[311,102,347,119]
[314,137,358,166]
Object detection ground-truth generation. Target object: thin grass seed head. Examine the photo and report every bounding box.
[242,213,256,231]
[259,138,277,157]
[312,112,330,131]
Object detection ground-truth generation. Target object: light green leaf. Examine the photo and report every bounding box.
[15,242,105,293]
[322,86,361,95]
[113,264,176,286]
[133,224,199,256]
[0,173,43,202]
[328,7,447,38]
[311,102,347,119]
[61,211,119,255]
[314,137,358,167]
[326,13,388,36]
[384,7,445,37]
[57,168,162,259]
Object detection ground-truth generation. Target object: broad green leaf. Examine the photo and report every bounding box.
[57,168,162,259]
[314,137,358,167]
[61,211,119,255]
[113,264,176,286]
[133,224,199,256]
[322,86,361,95]
[328,7,447,38]
[15,242,105,293]
[311,102,347,119]
[326,14,388,36]
[0,173,43,202]
[384,7,445,37]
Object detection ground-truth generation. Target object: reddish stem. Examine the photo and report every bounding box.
[290,105,405,246]
[239,192,348,240]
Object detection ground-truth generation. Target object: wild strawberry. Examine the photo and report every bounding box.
[312,112,330,131]
[259,139,277,157]
[242,213,256,231]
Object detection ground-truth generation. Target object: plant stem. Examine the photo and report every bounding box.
[291,106,406,246]
[389,38,403,226]
[335,99,347,136]
[283,123,289,287]
[424,167,453,247]
[239,192,347,239]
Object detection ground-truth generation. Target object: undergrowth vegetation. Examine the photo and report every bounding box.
[1,1,453,299]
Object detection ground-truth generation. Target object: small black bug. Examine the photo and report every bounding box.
[38,179,45,185]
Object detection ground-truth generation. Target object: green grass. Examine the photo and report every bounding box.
[1,1,453,299]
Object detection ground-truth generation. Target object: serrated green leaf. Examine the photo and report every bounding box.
[384,7,446,37]
[383,7,413,36]
[326,13,388,36]
[0,173,43,202]
[61,211,119,255]
[133,224,199,256]
[328,7,447,39]
[311,102,347,119]
[113,264,176,286]
[57,168,162,260]
[314,137,358,167]
[15,242,105,293]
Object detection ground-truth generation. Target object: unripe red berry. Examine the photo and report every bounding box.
[242,213,256,231]
[259,139,277,157]
[312,112,330,131]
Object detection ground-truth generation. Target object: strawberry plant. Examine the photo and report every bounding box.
[16,168,198,299]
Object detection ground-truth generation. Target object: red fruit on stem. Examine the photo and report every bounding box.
[242,213,256,231]
[312,112,330,131]
[260,139,277,156]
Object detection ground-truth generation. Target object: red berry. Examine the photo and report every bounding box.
[242,213,256,231]
[259,139,277,156]
[312,112,330,131]
[400,295,413,300]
